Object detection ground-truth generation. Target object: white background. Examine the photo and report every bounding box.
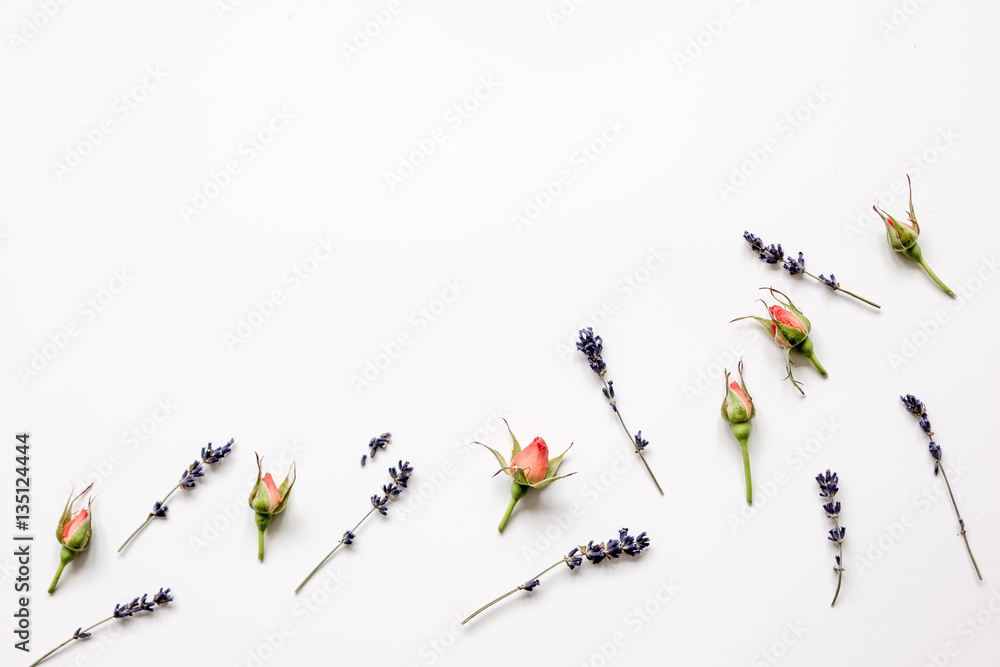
[3,1,1000,666]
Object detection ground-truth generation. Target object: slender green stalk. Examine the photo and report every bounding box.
[938,463,982,580]
[295,508,377,593]
[741,442,752,505]
[601,378,663,495]
[258,528,266,561]
[803,271,881,309]
[28,617,114,667]
[916,257,956,297]
[48,561,67,595]
[118,484,180,553]
[461,558,568,625]
[831,517,844,606]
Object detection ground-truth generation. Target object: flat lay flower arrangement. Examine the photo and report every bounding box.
[29,174,987,665]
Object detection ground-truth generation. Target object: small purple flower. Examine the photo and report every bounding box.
[900,394,925,416]
[565,547,583,570]
[783,252,806,276]
[816,469,839,497]
[819,274,838,288]
[150,501,168,518]
[341,530,355,545]
[153,588,173,605]
[366,433,392,463]
[743,231,764,253]
[522,579,540,592]
[179,461,205,488]
[633,431,648,452]
[576,328,607,376]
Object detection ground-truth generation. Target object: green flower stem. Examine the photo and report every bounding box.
[118,484,181,553]
[295,507,377,593]
[831,517,844,607]
[793,338,827,377]
[730,422,752,504]
[916,257,956,297]
[255,512,273,561]
[498,481,528,533]
[938,461,983,580]
[27,617,115,667]
[601,377,663,495]
[461,557,568,625]
[803,271,881,309]
[47,547,76,594]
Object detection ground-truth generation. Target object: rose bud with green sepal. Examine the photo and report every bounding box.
[732,287,826,395]
[249,453,296,561]
[721,360,756,504]
[49,483,94,594]
[873,175,955,297]
[476,419,575,533]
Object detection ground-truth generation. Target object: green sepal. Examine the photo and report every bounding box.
[273,465,296,515]
[248,453,265,510]
[58,545,77,566]
[475,442,510,475]
[526,471,577,490]
[503,418,521,458]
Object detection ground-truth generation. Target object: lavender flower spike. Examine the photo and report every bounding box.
[816,470,845,606]
[118,439,235,553]
[28,589,172,667]
[576,328,663,495]
[743,231,880,309]
[461,528,650,625]
[295,461,414,593]
[900,395,982,580]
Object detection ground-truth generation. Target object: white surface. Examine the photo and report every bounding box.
[3,2,1000,666]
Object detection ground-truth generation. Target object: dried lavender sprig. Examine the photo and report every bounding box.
[461,528,649,625]
[294,461,413,593]
[816,470,845,606]
[900,395,982,580]
[743,231,881,309]
[118,439,234,553]
[361,432,392,466]
[576,328,663,495]
[27,589,172,667]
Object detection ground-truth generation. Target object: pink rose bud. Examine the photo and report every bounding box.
[510,437,549,485]
[49,484,94,594]
[873,175,954,297]
[721,361,756,504]
[476,420,575,533]
[732,288,826,395]
[249,454,296,561]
